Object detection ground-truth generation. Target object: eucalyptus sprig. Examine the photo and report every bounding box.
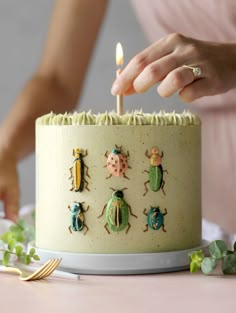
[189,240,236,275]
[0,219,40,266]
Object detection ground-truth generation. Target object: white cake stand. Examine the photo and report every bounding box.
[29,240,208,275]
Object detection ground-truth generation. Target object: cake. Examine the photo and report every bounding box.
[35,110,201,256]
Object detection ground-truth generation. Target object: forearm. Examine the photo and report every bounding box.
[39,0,109,99]
[0,75,77,160]
[0,0,109,161]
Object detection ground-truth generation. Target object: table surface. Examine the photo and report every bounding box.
[1,269,235,313]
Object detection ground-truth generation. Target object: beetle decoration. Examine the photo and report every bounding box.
[143,147,168,196]
[143,207,167,232]
[68,201,89,235]
[97,188,137,234]
[69,148,90,192]
[104,145,131,179]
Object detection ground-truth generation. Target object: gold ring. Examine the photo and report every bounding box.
[183,65,201,79]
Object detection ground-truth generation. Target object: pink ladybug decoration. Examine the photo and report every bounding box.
[104,145,130,179]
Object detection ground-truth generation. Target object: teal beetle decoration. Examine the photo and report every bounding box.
[68,201,89,235]
[143,147,168,196]
[143,207,167,232]
[69,148,90,192]
[97,188,137,234]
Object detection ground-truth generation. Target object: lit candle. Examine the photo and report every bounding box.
[116,42,124,115]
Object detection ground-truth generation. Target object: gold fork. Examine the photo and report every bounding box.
[0,258,61,281]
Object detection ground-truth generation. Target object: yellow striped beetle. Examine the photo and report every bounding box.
[69,148,90,192]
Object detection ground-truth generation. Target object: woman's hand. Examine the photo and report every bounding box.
[111,33,236,102]
[0,149,19,222]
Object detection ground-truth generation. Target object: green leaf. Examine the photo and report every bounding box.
[2,251,10,266]
[201,257,218,274]
[222,254,236,274]
[0,232,13,244]
[15,245,23,257]
[209,240,227,260]
[190,261,200,273]
[24,255,31,265]
[20,253,31,265]
[33,255,40,261]
[16,219,26,230]
[14,233,25,243]
[189,249,205,261]
[0,229,25,244]
[29,248,36,256]
[8,239,16,252]
[9,224,22,233]
[188,250,205,273]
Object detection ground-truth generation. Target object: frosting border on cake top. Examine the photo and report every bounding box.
[36,110,201,126]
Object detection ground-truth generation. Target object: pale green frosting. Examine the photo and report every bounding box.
[71,111,96,125]
[36,110,200,126]
[120,111,147,125]
[96,111,121,125]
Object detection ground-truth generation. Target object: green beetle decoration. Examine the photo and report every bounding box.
[143,207,167,232]
[68,201,89,235]
[97,188,137,234]
[143,147,168,196]
[69,148,90,192]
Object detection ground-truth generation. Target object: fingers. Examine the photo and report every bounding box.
[112,54,181,95]
[111,37,176,95]
[123,64,206,102]
[133,55,179,93]
[157,65,197,97]
[123,85,136,96]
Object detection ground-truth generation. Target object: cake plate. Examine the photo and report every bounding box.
[30,240,208,275]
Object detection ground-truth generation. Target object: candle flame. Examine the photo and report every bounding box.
[116,42,124,66]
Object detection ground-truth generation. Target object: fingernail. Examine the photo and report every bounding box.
[111,84,120,96]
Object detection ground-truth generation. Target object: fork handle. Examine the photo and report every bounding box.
[50,269,80,280]
[0,266,21,275]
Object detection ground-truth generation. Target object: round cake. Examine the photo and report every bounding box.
[35,111,201,255]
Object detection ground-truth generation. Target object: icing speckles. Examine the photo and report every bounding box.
[104,145,130,179]
[143,147,168,196]
[68,202,89,235]
[97,188,137,234]
[143,207,167,232]
[69,148,90,192]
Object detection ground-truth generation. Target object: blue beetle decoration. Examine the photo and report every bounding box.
[68,201,89,235]
[69,148,90,192]
[97,188,137,234]
[143,147,168,196]
[143,207,167,232]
